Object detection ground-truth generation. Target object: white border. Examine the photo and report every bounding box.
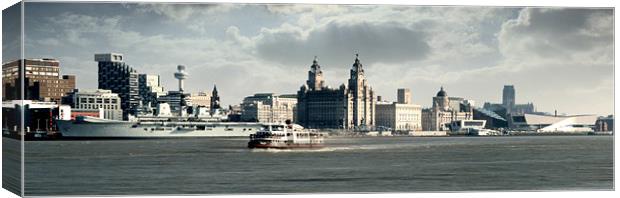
[0,0,617,198]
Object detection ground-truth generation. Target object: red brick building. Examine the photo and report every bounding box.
[2,58,76,103]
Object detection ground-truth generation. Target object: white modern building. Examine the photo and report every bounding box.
[62,89,123,120]
[511,113,597,132]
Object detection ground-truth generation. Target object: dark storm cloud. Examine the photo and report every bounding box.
[255,21,430,68]
[499,8,613,62]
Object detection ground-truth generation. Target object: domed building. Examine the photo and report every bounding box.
[433,87,450,111]
[421,86,474,131]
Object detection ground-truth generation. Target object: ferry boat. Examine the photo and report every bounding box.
[248,122,326,149]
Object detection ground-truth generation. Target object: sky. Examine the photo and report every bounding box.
[3,2,614,116]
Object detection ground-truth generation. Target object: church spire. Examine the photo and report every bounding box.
[210,84,220,111]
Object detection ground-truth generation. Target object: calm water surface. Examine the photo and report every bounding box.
[19,136,613,195]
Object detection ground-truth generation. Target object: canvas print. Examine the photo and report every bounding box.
[1,1,615,197]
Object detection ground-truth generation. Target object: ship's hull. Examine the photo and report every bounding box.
[57,119,264,138]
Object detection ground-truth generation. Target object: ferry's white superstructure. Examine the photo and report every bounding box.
[248,123,326,149]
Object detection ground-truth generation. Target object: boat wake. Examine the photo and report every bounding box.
[249,143,429,153]
[250,147,336,153]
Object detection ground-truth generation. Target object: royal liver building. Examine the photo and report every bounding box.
[347,54,376,128]
[297,54,375,130]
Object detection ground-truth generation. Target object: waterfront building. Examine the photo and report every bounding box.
[509,113,597,132]
[421,87,473,131]
[297,84,351,129]
[375,89,422,131]
[2,58,76,103]
[595,115,614,132]
[188,91,211,108]
[347,54,376,128]
[2,100,71,134]
[227,104,243,121]
[157,91,191,116]
[482,102,508,118]
[138,74,165,108]
[95,53,140,119]
[397,88,412,104]
[297,55,376,129]
[447,97,475,112]
[61,89,123,120]
[240,93,297,123]
[297,57,351,129]
[448,120,487,133]
[472,107,508,129]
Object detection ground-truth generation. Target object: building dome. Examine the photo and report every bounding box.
[436,86,447,97]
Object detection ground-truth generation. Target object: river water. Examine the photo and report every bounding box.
[15,135,613,195]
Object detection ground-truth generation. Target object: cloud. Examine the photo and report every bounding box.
[253,21,430,67]
[498,8,613,65]
[265,4,348,16]
[133,3,238,22]
[21,4,614,115]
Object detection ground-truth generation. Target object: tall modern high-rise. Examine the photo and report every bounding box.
[347,54,375,127]
[95,53,140,119]
[138,74,165,108]
[397,88,411,104]
[502,85,516,112]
